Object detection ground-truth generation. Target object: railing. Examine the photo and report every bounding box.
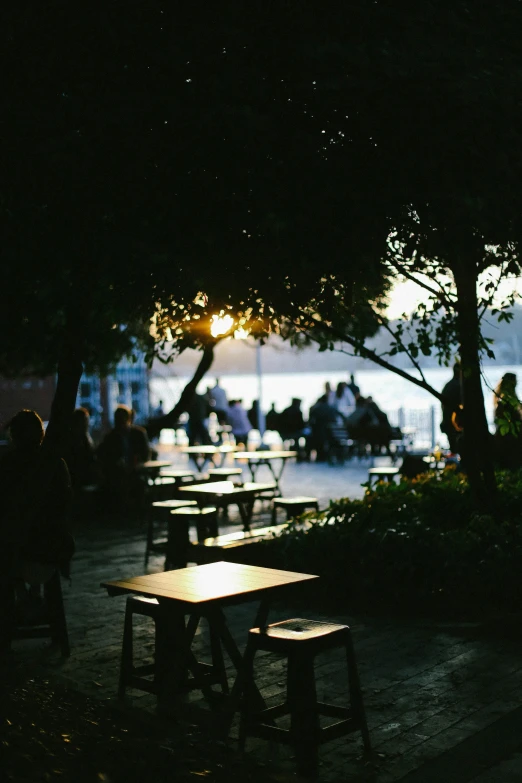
[389,407,439,450]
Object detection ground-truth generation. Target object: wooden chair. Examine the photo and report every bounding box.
[238,618,371,775]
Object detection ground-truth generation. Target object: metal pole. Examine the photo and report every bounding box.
[430,405,436,449]
[256,342,265,436]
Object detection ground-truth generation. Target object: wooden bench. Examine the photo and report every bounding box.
[272,496,319,523]
[367,466,400,486]
[188,523,289,565]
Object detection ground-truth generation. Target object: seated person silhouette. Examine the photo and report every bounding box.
[97,405,151,517]
[0,409,74,648]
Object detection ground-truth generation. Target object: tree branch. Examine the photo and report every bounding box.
[146,341,216,437]
[386,258,455,307]
[296,313,444,402]
[374,312,429,385]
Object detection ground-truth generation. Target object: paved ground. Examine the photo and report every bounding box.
[4,453,522,782]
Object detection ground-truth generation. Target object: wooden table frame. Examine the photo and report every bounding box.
[101,562,318,722]
[233,451,297,492]
[181,445,236,471]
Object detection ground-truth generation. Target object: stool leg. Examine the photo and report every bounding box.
[144,514,154,567]
[166,518,189,569]
[287,652,320,773]
[209,621,229,694]
[345,634,372,754]
[208,511,219,539]
[238,639,257,751]
[118,602,134,698]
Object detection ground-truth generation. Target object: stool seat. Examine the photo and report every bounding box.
[250,618,349,648]
[170,506,218,515]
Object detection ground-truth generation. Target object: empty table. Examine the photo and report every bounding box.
[233,450,297,491]
[101,561,319,715]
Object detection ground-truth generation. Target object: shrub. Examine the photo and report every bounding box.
[256,468,522,618]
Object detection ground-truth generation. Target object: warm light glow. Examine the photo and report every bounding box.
[210,313,235,337]
[234,326,250,340]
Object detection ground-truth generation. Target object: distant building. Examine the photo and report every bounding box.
[0,355,150,441]
[77,354,150,437]
[0,376,57,433]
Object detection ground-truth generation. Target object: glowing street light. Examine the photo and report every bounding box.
[210,313,235,338]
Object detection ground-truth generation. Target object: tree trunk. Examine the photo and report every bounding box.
[147,342,216,438]
[43,344,84,458]
[452,260,497,507]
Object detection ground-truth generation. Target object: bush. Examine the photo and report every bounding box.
[256,468,522,618]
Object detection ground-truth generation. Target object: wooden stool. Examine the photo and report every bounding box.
[239,618,371,774]
[118,595,229,699]
[13,570,70,657]
[145,499,198,566]
[367,466,399,486]
[167,506,218,568]
[272,496,319,523]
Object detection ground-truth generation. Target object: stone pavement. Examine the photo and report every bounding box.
[5,455,522,782]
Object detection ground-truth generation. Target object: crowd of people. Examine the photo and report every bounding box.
[182,375,398,462]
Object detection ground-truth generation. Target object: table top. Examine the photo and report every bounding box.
[233,450,297,461]
[181,445,236,455]
[178,480,276,498]
[102,561,318,606]
[140,460,173,471]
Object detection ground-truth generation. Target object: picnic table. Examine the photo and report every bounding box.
[101,561,318,718]
[181,445,236,471]
[177,480,277,531]
[233,450,297,491]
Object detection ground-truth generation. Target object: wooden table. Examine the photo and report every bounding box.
[233,450,297,491]
[181,445,236,471]
[178,480,277,530]
[101,561,318,717]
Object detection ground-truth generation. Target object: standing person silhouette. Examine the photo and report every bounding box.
[493,372,522,469]
[440,362,462,454]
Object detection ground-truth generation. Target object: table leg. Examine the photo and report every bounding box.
[266,460,285,494]
[156,604,225,714]
[211,601,271,739]
[236,501,253,532]
[155,603,188,714]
